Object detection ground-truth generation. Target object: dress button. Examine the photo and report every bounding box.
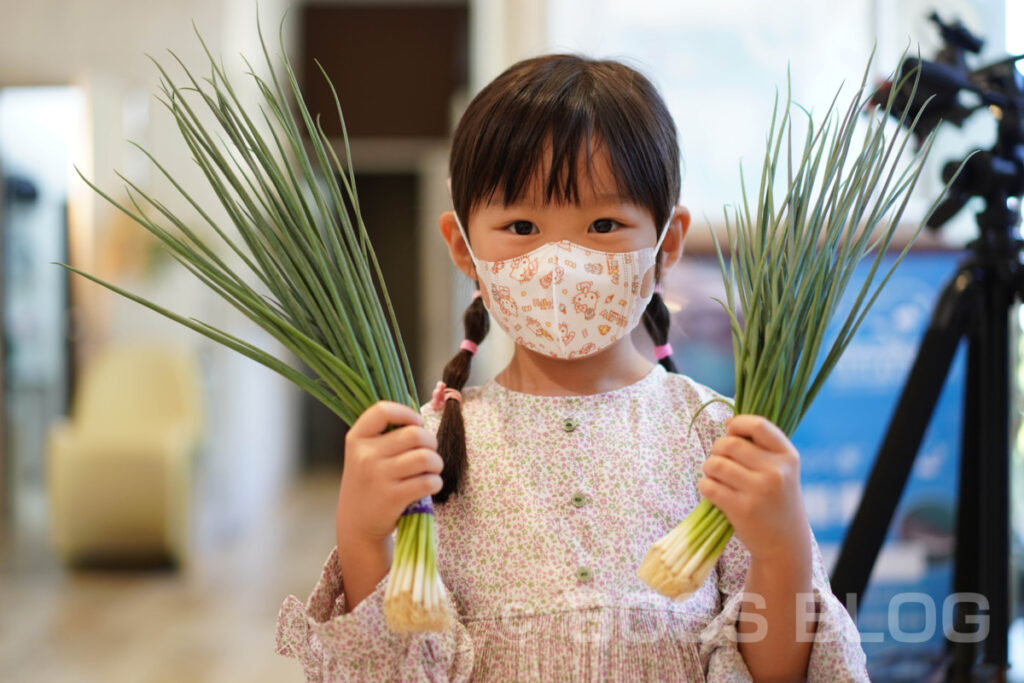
[570,492,587,508]
[562,418,579,432]
[576,566,593,583]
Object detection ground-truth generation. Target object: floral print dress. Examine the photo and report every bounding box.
[276,365,868,681]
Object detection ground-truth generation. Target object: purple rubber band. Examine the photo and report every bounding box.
[402,497,435,516]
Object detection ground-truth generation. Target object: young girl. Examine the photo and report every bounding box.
[276,54,868,681]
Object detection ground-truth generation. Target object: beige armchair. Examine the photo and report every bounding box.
[47,343,203,566]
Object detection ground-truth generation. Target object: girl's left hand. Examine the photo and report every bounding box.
[698,414,811,566]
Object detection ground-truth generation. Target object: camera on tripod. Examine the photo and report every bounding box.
[875,12,1024,239]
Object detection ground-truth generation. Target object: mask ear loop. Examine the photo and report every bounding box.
[654,211,675,252]
[647,211,676,291]
[447,178,480,264]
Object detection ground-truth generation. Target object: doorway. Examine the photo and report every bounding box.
[0,86,82,527]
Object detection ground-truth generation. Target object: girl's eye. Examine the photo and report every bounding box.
[506,220,537,236]
[589,219,620,234]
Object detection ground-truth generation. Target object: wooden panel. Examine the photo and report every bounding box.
[301,3,468,138]
[301,172,420,467]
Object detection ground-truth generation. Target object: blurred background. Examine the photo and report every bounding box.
[0,0,1020,681]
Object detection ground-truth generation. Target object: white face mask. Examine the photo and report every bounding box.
[454,212,670,359]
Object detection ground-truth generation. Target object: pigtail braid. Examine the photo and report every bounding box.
[642,291,678,373]
[434,294,490,503]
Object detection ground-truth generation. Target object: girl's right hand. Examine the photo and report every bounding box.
[336,401,444,548]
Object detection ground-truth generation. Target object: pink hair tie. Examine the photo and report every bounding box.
[430,381,465,411]
[653,284,664,295]
[654,343,673,360]
[460,339,478,355]
[472,290,482,300]
[430,381,447,411]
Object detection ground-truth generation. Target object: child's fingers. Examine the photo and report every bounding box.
[697,474,743,513]
[348,401,423,438]
[388,448,444,480]
[725,415,794,454]
[394,472,444,505]
[710,434,766,471]
[702,451,757,491]
[376,424,438,455]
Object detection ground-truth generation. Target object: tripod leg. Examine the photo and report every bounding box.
[830,266,976,608]
[949,260,1012,680]
[977,268,1011,671]
[948,318,982,679]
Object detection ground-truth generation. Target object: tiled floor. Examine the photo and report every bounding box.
[8,468,1024,682]
[0,470,339,683]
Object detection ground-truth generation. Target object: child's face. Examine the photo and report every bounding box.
[460,147,660,262]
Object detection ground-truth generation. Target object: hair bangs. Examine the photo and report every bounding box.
[450,55,680,232]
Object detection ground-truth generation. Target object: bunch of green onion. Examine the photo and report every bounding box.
[385,500,450,631]
[65,20,452,632]
[639,54,958,600]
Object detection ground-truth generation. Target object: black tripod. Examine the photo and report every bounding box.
[830,118,1024,680]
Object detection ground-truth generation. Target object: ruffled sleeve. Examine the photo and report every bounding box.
[697,533,868,681]
[804,536,870,681]
[697,535,755,680]
[275,547,475,682]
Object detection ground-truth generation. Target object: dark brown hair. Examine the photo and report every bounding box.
[449,54,681,230]
[434,54,681,504]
